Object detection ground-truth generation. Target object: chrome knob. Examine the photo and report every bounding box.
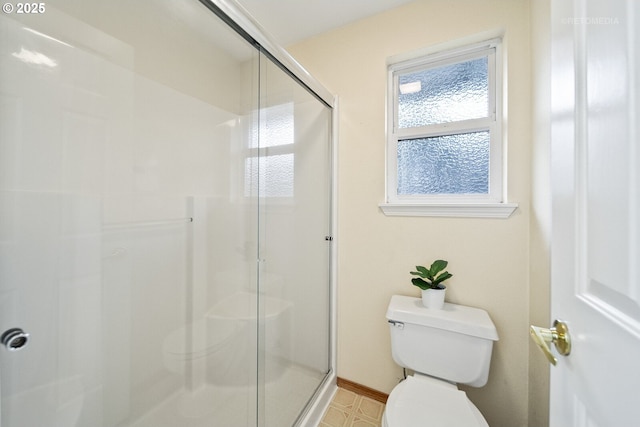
[1,328,30,351]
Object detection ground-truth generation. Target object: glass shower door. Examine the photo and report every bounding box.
[1,1,333,426]
[257,52,333,427]
[0,1,262,426]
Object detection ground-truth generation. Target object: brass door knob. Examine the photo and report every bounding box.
[530,320,571,366]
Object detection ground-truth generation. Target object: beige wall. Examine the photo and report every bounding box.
[288,1,552,426]
[528,0,551,425]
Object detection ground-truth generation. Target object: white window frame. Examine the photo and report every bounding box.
[380,36,517,218]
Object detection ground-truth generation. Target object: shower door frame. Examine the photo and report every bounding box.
[201,0,335,107]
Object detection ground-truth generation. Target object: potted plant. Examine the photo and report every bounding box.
[410,259,452,309]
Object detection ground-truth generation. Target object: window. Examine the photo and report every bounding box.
[381,37,517,218]
[244,102,295,198]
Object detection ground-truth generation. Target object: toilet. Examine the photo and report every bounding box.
[384,295,499,427]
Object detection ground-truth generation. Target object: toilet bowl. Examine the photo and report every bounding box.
[384,295,499,427]
[382,375,488,427]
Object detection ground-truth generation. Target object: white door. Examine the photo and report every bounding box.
[549,0,640,425]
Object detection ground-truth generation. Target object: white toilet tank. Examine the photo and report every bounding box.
[386,295,499,387]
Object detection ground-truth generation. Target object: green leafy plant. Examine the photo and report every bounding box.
[410,260,453,290]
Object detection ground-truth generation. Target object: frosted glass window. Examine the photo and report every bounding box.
[397,132,489,195]
[244,102,295,198]
[249,102,294,149]
[398,57,488,128]
[385,38,504,211]
[244,154,294,198]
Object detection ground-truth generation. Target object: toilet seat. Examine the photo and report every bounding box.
[383,375,489,427]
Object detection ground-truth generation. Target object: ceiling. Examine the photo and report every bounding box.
[234,0,416,45]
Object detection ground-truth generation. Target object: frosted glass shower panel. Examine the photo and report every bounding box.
[397,57,488,128]
[397,131,490,195]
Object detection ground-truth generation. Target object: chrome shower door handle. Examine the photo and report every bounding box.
[530,320,571,366]
[1,328,30,351]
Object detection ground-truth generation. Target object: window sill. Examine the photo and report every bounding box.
[379,202,518,219]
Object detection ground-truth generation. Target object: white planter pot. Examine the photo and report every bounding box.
[421,287,446,309]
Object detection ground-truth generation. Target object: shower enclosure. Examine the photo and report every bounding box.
[0,0,336,426]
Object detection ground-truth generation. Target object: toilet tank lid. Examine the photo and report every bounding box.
[386,295,499,341]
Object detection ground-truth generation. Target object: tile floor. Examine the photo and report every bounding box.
[319,388,385,427]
